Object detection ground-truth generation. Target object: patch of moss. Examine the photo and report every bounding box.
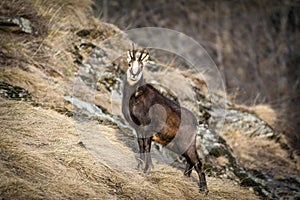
[209,146,228,158]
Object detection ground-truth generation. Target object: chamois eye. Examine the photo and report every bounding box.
[128,63,131,67]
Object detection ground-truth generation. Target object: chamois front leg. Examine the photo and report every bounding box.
[137,137,154,173]
[137,138,145,171]
[144,136,153,173]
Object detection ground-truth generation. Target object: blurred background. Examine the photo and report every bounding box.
[93,0,300,149]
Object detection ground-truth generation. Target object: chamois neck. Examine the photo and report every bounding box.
[124,74,144,91]
[122,74,144,103]
[122,74,145,122]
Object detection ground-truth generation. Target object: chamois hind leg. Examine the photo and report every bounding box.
[194,160,208,194]
[185,145,208,194]
[183,155,193,177]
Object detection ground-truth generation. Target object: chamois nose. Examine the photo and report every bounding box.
[131,73,137,79]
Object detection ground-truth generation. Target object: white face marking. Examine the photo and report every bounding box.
[132,60,139,74]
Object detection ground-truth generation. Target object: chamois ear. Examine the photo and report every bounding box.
[127,50,132,63]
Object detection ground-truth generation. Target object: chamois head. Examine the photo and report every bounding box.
[126,46,149,85]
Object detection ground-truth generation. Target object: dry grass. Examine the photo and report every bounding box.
[223,130,300,177]
[0,99,259,199]
[0,66,66,109]
[0,0,120,110]
[30,0,94,29]
[233,103,278,127]
[0,99,108,199]
[249,104,277,127]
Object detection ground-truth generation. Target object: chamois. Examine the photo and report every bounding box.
[121,47,208,193]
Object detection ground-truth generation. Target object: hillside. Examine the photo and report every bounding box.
[0,0,299,199]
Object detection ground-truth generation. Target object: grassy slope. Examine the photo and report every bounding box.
[0,0,258,199]
[0,99,258,200]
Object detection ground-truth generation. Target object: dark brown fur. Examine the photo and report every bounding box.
[127,83,208,193]
[129,84,181,146]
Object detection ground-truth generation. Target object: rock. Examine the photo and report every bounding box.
[195,90,279,139]
[0,16,33,34]
[0,81,32,101]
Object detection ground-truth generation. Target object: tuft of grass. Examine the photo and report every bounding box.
[233,103,278,127]
[249,104,277,127]
[30,0,94,29]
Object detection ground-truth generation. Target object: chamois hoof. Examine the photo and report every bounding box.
[136,159,145,172]
[199,187,209,196]
[143,168,150,174]
[136,165,142,172]
[143,165,154,174]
